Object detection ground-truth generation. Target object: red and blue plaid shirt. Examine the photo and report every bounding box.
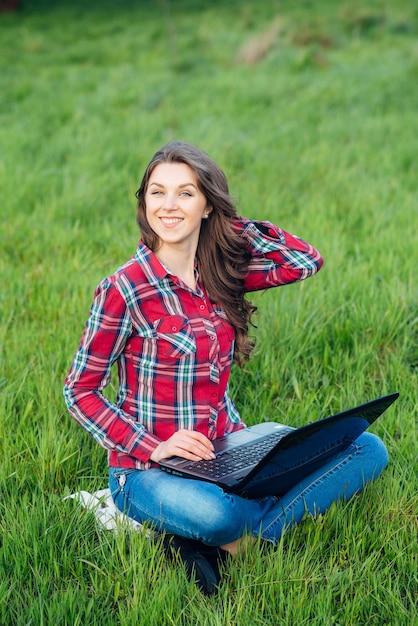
[64,217,323,469]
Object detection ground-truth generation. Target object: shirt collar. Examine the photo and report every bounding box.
[135,240,202,294]
[135,241,171,286]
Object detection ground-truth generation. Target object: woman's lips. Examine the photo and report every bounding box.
[160,217,184,227]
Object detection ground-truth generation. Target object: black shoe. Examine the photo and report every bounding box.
[162,534,223,596]
[190,541,230,578]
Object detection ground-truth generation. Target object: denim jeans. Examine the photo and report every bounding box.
[109,432,388,546]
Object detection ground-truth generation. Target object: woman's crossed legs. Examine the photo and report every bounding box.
[109,432,388,548]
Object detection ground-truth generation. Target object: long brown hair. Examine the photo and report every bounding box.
[135,141,256,365]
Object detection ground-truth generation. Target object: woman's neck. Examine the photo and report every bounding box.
[155,246,197,291]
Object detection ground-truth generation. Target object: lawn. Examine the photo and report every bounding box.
[0,0,417,624]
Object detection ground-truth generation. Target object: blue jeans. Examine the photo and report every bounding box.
[109,432,388,546]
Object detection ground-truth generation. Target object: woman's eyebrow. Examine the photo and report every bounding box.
[149,181,198,189]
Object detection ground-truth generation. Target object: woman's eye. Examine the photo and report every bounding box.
[151,190,163,195]
[180,191,192,197]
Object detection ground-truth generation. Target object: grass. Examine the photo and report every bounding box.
[0,0,417,624]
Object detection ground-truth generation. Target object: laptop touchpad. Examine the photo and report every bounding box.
[214,429,260,453]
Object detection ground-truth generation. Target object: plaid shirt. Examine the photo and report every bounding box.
[64,217,323,469]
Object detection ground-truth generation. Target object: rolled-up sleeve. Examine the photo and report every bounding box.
[234,216,324,292]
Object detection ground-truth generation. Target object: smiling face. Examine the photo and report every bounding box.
[145,162,211,257]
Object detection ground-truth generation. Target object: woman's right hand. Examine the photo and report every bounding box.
[150,429,216,463]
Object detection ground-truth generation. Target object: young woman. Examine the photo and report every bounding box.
[64,142,388,594]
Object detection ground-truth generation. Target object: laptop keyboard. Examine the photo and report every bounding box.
[183,429,291,479]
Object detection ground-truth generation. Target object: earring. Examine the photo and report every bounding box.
[203,214,209,219]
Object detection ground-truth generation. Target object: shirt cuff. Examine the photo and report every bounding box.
[235,217,286,253]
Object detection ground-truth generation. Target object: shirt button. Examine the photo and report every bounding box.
[171,326,178,331]
[199,304,205,311]
[210,336,215,341]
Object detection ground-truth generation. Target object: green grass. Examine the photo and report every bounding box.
[1,0,417,624]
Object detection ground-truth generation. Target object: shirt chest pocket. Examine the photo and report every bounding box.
[212,306,235,341]
[153,315,197,359]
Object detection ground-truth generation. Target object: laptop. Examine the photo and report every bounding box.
[159,392,399,495]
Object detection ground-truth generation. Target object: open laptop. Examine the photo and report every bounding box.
[159,392,399,494]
